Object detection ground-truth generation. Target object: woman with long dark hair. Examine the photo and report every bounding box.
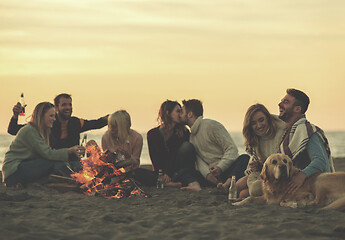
[147,100,201,191]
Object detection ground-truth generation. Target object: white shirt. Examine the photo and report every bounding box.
[190,116,239,178]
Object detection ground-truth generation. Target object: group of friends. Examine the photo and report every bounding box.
[1,89,334,199]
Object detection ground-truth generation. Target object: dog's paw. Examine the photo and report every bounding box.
[280,201,298,208]
[232,197,251,206]
[232,201,242,206]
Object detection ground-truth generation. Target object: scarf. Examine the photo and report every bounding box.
[244,146,261,175]
[279,115,335,172]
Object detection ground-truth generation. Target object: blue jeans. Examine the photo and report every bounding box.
[174,168,200,187]
[176,142,197,170]
[174,142,199,186]
[220,154,250,182]
[134,142,199,187]
[5,158,68,187]
[193,154,250,187]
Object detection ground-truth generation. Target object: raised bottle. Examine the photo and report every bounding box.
[80,134,87,158]
[19,93,26,116]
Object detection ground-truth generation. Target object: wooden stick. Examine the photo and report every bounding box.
[49,174,76,183]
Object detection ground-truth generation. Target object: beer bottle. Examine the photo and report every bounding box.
[80,134,87,158]
[156,169,164,189]
[19,93,26,116]
[228,176,237,202]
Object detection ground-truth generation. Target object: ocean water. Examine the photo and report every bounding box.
[1,131,344,166]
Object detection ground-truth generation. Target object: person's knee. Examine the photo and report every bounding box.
[239,189,249,199]
[238,154,250,165]
[178,142,195,155]
[4,173,21,187]
[236,176,248,191]
[176,142,197,170]
[177,142,196,162]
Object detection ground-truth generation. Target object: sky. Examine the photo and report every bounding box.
[0,0,345,134]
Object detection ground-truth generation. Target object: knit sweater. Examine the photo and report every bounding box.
[245,115,287,173]
[2,124,69,181]
[190,116,239,178]
[101,129,143,164]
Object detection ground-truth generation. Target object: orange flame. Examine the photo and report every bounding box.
[71,142,150,199]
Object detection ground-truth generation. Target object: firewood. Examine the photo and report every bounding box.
[49,174,77,184]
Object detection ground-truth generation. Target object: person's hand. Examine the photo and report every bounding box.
[116,148,130,160]
[131,159,140,170]
[209,165,222,177]
[12,102,22,119]
[79,145,86,158]
[68,145,85,158]
[286,171,307,194]
[206,173,220,185]
[162,174,172,184]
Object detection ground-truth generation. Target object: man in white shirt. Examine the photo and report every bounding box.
[180,99,249,186]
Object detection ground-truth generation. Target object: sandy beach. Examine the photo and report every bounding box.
[1,158,345,240]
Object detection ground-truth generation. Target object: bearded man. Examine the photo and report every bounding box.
[8,93,108,168]
[180,99,249,186]
[278,88,334,194]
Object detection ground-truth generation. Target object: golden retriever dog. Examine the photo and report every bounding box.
[233,153,345,210]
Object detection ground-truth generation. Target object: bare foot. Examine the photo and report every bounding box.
[164,182,182,187]
[217,178,231,192]
[180,181,202,192]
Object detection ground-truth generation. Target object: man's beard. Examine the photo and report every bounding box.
[279,108,293,122]
[58,112,71,120]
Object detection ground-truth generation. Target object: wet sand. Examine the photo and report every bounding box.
[0,158,345,240]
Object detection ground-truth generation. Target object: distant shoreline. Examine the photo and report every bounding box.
[332,157,345,172]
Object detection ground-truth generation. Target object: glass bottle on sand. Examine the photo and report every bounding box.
[156,169,164,189]
[228,176,237,202]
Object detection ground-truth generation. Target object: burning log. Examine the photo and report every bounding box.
[71,146,151,199]
[93,178,151,198]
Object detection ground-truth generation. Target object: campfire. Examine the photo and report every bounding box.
[71,141,151,199]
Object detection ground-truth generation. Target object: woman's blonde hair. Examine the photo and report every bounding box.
[243,103,277,149]
[107,110,131,145]
[29,102,55,145]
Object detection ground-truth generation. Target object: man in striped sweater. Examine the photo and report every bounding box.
[278,88,334,194]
